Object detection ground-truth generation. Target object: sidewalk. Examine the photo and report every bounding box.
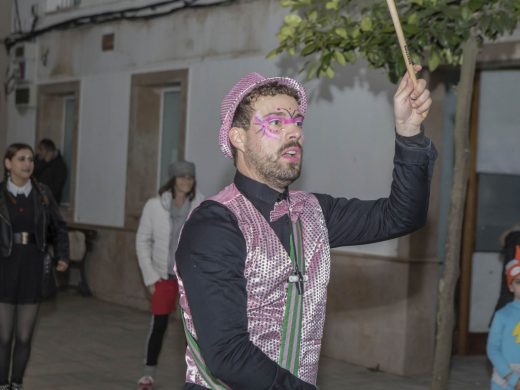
[24,292,489,389]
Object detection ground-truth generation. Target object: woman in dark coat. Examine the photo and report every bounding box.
[0,143,69,390]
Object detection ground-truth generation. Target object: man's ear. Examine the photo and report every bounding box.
[229,127,246,153]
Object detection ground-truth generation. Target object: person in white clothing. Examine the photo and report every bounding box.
[136,160,204,390]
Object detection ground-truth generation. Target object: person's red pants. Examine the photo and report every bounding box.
[150,279,179,315]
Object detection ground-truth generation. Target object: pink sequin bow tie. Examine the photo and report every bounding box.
[270,198,306,223]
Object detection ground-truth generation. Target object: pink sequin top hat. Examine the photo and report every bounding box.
[218,72,308,159]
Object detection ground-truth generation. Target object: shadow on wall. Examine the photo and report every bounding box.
[274,53,396,106]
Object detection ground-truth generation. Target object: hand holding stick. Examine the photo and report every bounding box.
[385,0,418,87]
[385,0,428,119]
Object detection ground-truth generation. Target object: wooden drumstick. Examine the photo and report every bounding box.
[386,0,428,118]
[385,0,418,87]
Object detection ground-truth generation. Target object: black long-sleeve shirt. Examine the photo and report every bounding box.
[176,133,437,389]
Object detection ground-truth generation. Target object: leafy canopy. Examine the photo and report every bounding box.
[269,0,520,82]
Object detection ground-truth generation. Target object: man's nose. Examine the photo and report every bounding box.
[285,123,303,141]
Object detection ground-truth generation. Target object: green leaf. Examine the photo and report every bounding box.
[307,62,320,80]
[280,0,296,7]
[468,0,484,12]
[360,16,373,31]
[394,57,406,81]
[344,50,356,63]
[308,10,318,22]
[266,48,280,59]
[301,43,317,56]
[325,66,335,78]
[334,50,346,65]
[428,50,441,71]
[335,27,348,39]
[325,0,339,11]
[284,14,302,26]
[461,6,472,21]
[443,48,453,64]
[407,12,419,25]
[277,25,295,41]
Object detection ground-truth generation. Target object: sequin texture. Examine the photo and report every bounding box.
[176,184,330,386]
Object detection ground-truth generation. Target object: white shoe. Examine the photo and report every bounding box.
[137,375,154,390]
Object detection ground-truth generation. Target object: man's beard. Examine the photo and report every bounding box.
[245,141,302,190]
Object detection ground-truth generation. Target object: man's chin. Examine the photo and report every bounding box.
[280,168,302,186]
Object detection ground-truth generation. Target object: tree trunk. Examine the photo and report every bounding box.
[430,33,479,390]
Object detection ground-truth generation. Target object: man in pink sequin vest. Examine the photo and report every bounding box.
[175,69,436,389]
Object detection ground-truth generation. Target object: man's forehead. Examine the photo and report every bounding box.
[252,94,300,113]
[16,151,33,157]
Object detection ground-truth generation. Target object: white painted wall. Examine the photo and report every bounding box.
[6,0,410,255]
[75,72,130,226]
[469,252,502,332]
[477,70,520,175]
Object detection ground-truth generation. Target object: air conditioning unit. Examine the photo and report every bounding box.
[14,85,36,108]
[11,43,36,83]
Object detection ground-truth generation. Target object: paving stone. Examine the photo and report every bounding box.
[22,292,489,389]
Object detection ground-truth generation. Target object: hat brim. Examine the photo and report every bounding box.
[219,76,307,159]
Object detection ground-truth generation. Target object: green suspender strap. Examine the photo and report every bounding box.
[180,312,230,390]
[179,219,306,388]
[278,219,307,375]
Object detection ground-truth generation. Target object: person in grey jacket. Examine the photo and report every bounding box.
[136,161,204,390]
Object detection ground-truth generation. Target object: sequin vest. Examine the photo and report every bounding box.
[176,183,331,386]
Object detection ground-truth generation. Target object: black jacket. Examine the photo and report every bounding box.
[0,180,69,261]
[34,152,67,204]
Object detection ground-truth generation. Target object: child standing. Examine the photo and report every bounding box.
[488,245,520,390]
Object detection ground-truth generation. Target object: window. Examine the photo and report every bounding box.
[35,81,80,222]
[158,87,183,186]
[125,69,188,229]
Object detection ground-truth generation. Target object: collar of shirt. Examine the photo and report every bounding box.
[233,170,288,223]
[7,178,32,198]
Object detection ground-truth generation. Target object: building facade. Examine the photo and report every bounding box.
[3,0,520,377]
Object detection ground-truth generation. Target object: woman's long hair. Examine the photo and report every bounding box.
[3,143,48,205]
[158,176,196,201]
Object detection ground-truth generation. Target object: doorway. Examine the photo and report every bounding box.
[458,67,520,355]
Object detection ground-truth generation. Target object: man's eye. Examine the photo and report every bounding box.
[269,119,282,126]
[295,120,304,127]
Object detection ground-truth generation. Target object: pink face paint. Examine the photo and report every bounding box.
[253,110,304,139]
